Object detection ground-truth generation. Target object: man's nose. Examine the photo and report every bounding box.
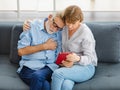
[52,27,58,32]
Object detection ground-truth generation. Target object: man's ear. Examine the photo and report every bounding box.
[48,14,53,20]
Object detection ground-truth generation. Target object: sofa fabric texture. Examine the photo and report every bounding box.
[0,22,120,90]
[0,23,12,54]
[86,22,120,63]
[10,24,22,64]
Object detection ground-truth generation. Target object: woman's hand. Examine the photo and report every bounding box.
[60,60,74,68]
[66,53,80,62]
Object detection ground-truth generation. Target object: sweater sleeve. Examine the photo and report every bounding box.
[78,38,97,66]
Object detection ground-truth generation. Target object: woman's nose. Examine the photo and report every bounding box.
[68,24,72,29]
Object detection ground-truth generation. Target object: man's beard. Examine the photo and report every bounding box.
[45,21,54,34]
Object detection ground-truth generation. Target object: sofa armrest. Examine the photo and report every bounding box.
[10,24,23,64]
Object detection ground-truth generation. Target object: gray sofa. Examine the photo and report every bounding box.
[0,21,120,90]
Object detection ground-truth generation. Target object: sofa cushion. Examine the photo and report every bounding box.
[86,22,120,63]
[73,63,120,90]
[10,24,23,64]
[0,55,29,90]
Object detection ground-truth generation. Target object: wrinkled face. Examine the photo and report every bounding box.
[46,16,65,34]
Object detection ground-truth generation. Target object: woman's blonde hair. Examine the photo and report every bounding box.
[63,5,84,24]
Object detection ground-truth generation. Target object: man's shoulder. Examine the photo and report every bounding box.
[31,19,44,25]
[30,18,46,31]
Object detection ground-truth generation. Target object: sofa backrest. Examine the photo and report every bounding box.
[86,22,120,63]
[0,22,120,64]
[0,22,13,54]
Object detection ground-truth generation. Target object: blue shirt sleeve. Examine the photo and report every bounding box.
[17,19,44,49]
[17,30,31,49]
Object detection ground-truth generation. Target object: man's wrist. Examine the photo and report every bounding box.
[42,43,48,50]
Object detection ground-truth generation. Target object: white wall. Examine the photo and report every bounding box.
[0,0,120,21]
[0,0,120,11]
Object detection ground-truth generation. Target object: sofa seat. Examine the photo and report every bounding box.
[1,55,120,90]
[0,55,29,90]
[73,63,120,90]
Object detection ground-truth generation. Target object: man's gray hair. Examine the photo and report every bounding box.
[53,11,64,19]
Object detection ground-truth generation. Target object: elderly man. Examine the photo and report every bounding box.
[17,13,64,90]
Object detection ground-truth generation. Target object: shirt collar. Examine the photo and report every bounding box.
[40,18,48,31]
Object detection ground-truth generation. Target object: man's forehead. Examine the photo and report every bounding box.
[54,17,64,28]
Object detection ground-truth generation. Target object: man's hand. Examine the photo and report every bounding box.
[43,38,57,50]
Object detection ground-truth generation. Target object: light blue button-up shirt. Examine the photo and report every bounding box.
[17,19,62,73]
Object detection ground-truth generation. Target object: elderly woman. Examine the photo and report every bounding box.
[51,5,97,90]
